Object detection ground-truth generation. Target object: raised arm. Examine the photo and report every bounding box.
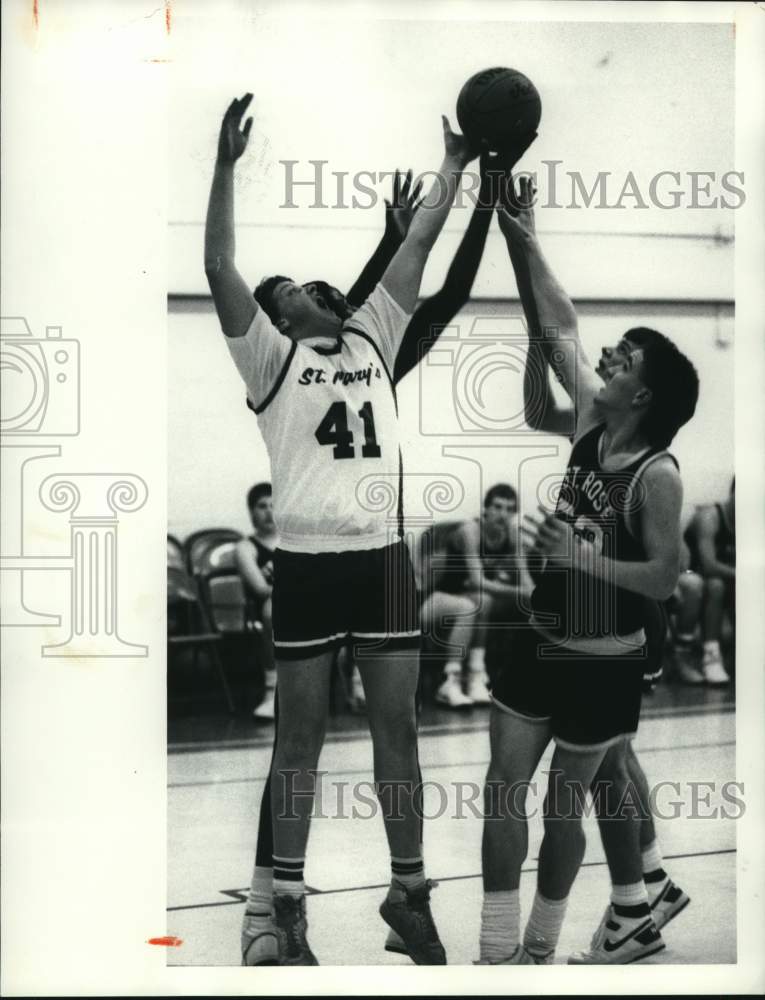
[497,179,601,431]
[204,94,258,339]
[380,117,476,313]
[394,139,536,383]
[346,170,423,310]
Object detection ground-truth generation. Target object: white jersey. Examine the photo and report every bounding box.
[225,284,410,553]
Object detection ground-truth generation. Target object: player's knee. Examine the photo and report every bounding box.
[679,571,704,601]
[276,718,326,762]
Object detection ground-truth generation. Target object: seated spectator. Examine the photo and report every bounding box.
[673,478,735,685]
[418,484,533,708]
[235,483,278,719]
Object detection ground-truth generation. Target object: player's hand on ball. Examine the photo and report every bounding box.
[385,169,425,241]
[441,115,479,167]
[218,93,254,164]
[497,175,537,244]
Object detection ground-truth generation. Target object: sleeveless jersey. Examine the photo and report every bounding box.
[437,518,519,595]
[226,285,410,553]
[530,423,677,655]
[685,502,735,572]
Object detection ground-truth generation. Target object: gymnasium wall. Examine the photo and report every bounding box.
[168,293,733,540]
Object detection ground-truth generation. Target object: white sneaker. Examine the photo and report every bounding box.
[466,672,492,705]
[241,912,280,966]
[673,646,705,685]
[701,646,730,686]
[435,674,473,708]
[253,687,276,720]
[568,905,664,965]
[650,879,691,930]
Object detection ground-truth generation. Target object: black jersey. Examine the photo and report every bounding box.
[685,502,735,573]
[430,518,518,596]
[530,424,677,655]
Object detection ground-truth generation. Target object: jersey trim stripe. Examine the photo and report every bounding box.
[349,630,421,639]
[623,450,679,539]
[252,339,298,415]
[529,616,646,655]
[343,326,397,412]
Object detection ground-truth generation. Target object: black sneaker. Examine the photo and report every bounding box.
[379,880,447,965]
[273,893,319,966]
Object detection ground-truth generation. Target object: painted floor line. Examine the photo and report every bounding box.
[167,846,736,913]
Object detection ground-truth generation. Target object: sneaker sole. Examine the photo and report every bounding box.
[568,941,665,966]
[654,895,690,931]
[384,940,408,955]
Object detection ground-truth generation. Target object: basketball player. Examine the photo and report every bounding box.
[477,177,699,965]
[235,483,278,719]
[205,92,481,966]
[681,479,735,685]
[503,218,693,951]
[420,484,532,707]
[235,139,536,964]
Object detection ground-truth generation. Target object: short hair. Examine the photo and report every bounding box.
[247,482,272,511]
[483,483,518,509]
[623,327,699,449]
[253,275,293,326]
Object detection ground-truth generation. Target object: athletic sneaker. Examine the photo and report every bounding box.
[568,905,664,965]
[253,687,276,720]
[474,944,554,965]
[241,913,280,966]
[466,672,492,705]
[384,926,407,955]
[435,674,473,709]
[701,645,730,686]
[673,646,704,685]
[379,880,446,965]
[651,879,691,930]
[273,894,319,966]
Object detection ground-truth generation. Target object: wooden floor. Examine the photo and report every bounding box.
[167,698,735,967]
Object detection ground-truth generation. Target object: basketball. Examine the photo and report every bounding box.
[456,67,541,150]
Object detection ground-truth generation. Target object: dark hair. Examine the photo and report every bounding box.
[304,280,352,320]
[623,327,699,449]
[253,275,293,326]
[484,483,518,509]
[247,482,272,511]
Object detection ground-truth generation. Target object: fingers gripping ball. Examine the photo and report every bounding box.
[457,67,541,151]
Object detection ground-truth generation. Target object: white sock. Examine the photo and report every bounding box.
[273,855,305,898]
[703,639,721,657]
[523,891,567,955]
[390,855,426,892]
[264,669,276,691]
[480,890,520,963]
[245,864,273,924]
[443,661,462,680]
[642,840,669,898]
[611,882,651,923]
[468,647,486,674]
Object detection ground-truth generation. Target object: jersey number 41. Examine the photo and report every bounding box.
[315,401,381,460]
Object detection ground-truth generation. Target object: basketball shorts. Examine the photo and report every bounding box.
[489,623,646,752]
[271,541,420,660]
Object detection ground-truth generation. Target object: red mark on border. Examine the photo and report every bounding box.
[148,935,183,947]
[33,0,39,30]
[165,0,172,35]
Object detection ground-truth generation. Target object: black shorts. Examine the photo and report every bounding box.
[272,541,420,660]
[489,624,645,752]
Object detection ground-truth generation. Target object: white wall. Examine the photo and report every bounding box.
[168,298,733,540]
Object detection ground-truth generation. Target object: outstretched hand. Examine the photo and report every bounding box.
[497,174,537,245]
[217,93,254,164]
[441,115,480,168]
[385,169,425,241]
